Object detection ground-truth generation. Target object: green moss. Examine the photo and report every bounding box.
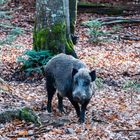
[70,19,75,35]
[51,22,65,33]
[33,28,49,51]
[19,107,41,125]
[33,21,75,56]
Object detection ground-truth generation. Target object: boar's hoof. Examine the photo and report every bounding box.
[47,106,52,113]
[41,105,47,110]
[42,105,52,113]
[58,106,66,113]
[79,118,85,123]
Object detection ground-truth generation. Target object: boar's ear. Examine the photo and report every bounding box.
[72,68,78,77]
[89,70,96,81]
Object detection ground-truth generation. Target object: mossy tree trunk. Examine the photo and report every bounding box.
[33,0,77,58]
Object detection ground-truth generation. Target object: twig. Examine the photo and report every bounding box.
[101,19,140,25]
[96,16,125,22]
[113,129,140,133]
[92,118,108,124]
[96,17,140,23]
[28,129,52,136]
[7,129,51,138]
[120,36,140,41]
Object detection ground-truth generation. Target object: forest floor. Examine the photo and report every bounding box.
[0,2,140,140]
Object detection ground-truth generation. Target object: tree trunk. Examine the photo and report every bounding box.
[69,0,77,35]
[33,0,77,58]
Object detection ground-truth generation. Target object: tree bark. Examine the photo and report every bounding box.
[69,0,77,35]
[33,0,77,58]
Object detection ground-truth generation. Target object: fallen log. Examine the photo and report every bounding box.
[78,2,140,15]
[0,107,41,125]
[82,17,140,42]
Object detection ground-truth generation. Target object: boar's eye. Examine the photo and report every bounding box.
[74,80,78,85]
[83,81,90,86]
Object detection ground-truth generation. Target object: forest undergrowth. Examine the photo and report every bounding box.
[0,1,140,139]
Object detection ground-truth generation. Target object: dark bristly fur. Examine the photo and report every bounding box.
[45,53,96,123]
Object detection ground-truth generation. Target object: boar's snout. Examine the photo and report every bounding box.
[73,95,80,102]
[73,92,87,103]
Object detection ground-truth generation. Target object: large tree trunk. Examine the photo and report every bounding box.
[33,0,77,58]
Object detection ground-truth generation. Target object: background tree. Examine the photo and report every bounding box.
[69,0,77,35]
[33,0,78,58]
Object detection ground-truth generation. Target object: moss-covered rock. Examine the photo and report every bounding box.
[0,107,41,125]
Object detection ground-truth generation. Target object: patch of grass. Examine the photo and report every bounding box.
[112,25,122,32]
[13,45,24,48]
[0,27,24,45]
[95,77,104,89]
[123,80,140,92]
[0,0,9,4]
[0,23,13,28]
[82,20,110,43]
[0,11,12,19]
[82,20,123,43]
[82,20,102,28]
[10,27,24,35]
[0,0,24,46]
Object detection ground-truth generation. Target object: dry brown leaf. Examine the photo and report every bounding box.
[75,127,82,133]
[49,129,63,135]
[108,113,119,122]
[17,130,28,136]
[0,77,13,92]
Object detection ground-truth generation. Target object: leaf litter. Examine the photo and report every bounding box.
[0,2,140,140]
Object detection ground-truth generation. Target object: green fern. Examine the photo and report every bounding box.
[17,50,54,75]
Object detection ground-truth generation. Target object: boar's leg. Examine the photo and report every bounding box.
[68,95,80,118]
[57,93,65,113]
[79,101,89,123]
[46,75,56,113]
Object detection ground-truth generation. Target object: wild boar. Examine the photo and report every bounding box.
[45,53,96,122]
